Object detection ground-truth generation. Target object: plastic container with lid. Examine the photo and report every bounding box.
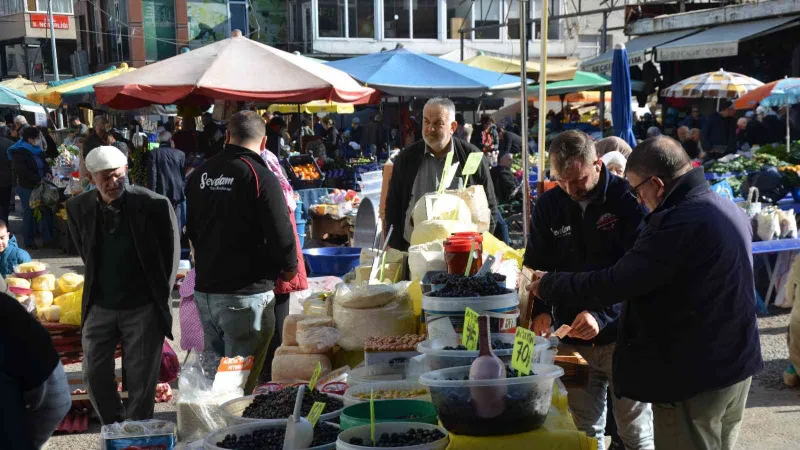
[336,422,449,450]
[443,239,482,275]
[340,399,438,430]
[219,393,345,426]
[203,421,339,450]
[346,364,409,386]
[343,380,430,406]
[449,232,483,243]
[419,364,565,436]
[416,333,548,370]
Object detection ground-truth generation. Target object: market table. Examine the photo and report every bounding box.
[752,238,800,312]
[308,211,355,246]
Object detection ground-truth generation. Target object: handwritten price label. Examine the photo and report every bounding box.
[308,362,322,391]
[307,401,326,428]
[512,327,536,376]
[462,307,480,351]
[461,152,484,176]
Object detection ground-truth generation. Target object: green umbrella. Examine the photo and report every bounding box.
[527,71,611,96]
[0,85,46,113]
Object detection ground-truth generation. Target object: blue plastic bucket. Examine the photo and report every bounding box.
[294,200,304,222]
[296,219,307,248]
[302,247,361,277]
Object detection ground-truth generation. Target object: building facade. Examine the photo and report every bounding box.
[0,0,78,79]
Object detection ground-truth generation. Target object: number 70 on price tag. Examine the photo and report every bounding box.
[511,327,536,376]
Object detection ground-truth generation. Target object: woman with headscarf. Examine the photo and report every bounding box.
[601,151,627,177]
[595,136,633,159]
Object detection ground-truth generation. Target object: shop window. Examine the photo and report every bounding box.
[0,0,23,16]
[446,0,470,40]
[318,0,346,38]
[474,0,499,40]
[229,2,248,34]
[384,0,410,39]
[35,0,72,13]
[348,0,375,38]
[412,0,437,39]
[102,0,131,64]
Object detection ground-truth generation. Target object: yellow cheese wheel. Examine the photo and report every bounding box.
[32,291,54,309]
[6,277,31,289]
[16,261,46,273]
[31,274,56,291]
[57,273,84,293]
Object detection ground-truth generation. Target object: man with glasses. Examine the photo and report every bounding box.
[523,130,652,449]
[531,136,762,450]
[385,97,499,250]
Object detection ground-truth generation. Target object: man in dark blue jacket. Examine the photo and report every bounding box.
[531,136,762,450]
[701,99,736,155]
[524,130,653,449]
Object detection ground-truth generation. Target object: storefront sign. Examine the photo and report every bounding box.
[657,43,739,62]
[29,13,69,29]
[582,50,646,74]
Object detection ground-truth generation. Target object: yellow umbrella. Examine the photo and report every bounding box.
[0,76,47,94]
[28,63,136,107]
[461,55,578,81]
[268,100,354,114]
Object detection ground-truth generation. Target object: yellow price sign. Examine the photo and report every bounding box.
[308,361,322,391]
[462,307,480,351]
[306,402,326,428]
[461,152,484,177]
[512,327,536,376]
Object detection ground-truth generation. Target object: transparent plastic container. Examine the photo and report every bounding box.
[359,170,383,184]
[346,364,408,386]
[343,381,430,406]
[336,422,449,450]
[358,180,382,195]
[419,364,565,436]
[219,393,344,426]
[416,334,548,371]
[203,421,338,450]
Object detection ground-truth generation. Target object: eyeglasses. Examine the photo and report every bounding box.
[628,177,653,199]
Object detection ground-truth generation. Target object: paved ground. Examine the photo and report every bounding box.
[13,202,799,449]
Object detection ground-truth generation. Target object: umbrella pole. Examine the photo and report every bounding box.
[519,0,530,249]
[537,0,549,199]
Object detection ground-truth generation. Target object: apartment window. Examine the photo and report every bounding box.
[506,0,534,40]
[103,0,130,64]
[412,0,437,39]
[446,0,470,40]
[383,0,409,39]
[0,0,23,16]
[532,0,559,40]
[35,0,72,13]
[229,1,248,34]
[348,0,375,38]
[318,0,346,37]
[474,0,499,40]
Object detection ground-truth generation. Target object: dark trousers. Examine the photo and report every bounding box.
[261,295,290,383]
[82,302,164,425]
[0,185,11,225]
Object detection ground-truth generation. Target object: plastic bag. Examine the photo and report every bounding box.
[296,326,341,353]
[56,289,82,325]
[778,209,798,239]
[176,351,229,442]
[408,240,446,281]
[101,419,176,450]
[333,282,406,309]
[159,340,180,383]
[446,185,492,232]
[710,180,734,202]
[756,208,781,241]
[333,282,417,351]
[743,187,761,218]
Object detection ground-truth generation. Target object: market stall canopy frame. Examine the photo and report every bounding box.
[656,16,800,62]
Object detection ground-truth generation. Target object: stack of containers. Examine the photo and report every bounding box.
[295,199,306,247]
[358,170,382,197]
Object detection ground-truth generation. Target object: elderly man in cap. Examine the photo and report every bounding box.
[67,146,179,425]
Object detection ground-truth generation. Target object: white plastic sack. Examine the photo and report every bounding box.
[756,209,781,241]
[296,326,341,353]
[333,282,417,351]
[176,352,229,442]
[408,240,447,281]
[412,193,472,226]
[446,185,492,232]
[779,209,798,239]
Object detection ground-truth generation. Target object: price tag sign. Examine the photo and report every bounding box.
[462,307,480,351]
[461,152,484,176]
[512,327,536,376]
[437,151,455,194]
[370,389,377,445]
[306,401,326,428]
[308,362,322,391]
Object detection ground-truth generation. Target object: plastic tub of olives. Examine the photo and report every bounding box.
[203,421,339,450]
[336,423,449,450]
[220,393,345,426]
[343,381,431,406]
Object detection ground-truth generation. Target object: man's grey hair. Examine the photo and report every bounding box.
[158,130,172,144]
[548,130,597,173]
[14,115,27,126]
[646,126,662,138]
[626,136,691,184]
[425,97,456,123]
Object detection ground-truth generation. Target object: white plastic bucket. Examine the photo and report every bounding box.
[422,291,519,334]
[336,422,449,450]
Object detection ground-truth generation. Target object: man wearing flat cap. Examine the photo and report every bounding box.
[66,146,179,425]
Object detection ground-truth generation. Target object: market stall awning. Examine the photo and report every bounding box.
[581,29,701,74]
[95,32,379,109]
[656,16,800,62]
[326,48,526,98]
[527,71,611,97]
[28,64,135,107]
[0,85,47,114]
[461,55,577,81]
[268,100,355,114]
[0,76,47,94]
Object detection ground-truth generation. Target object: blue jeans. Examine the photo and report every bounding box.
[560,343,655,449]
[17,186,54,247]
[493,209,511,245]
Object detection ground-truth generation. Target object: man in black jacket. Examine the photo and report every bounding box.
[701,99,736,155]
[147,130,186,232]
[531,136,762,450]
[385,97,499,250]
[186,111,297,385]
[524,130,652,449]
[499,127,523,155]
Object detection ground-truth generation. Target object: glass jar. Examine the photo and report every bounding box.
[444,238,483,276]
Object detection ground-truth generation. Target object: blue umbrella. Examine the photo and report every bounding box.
[326,48,524,98]
[611,44,636,148]
[0,85,46,114]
